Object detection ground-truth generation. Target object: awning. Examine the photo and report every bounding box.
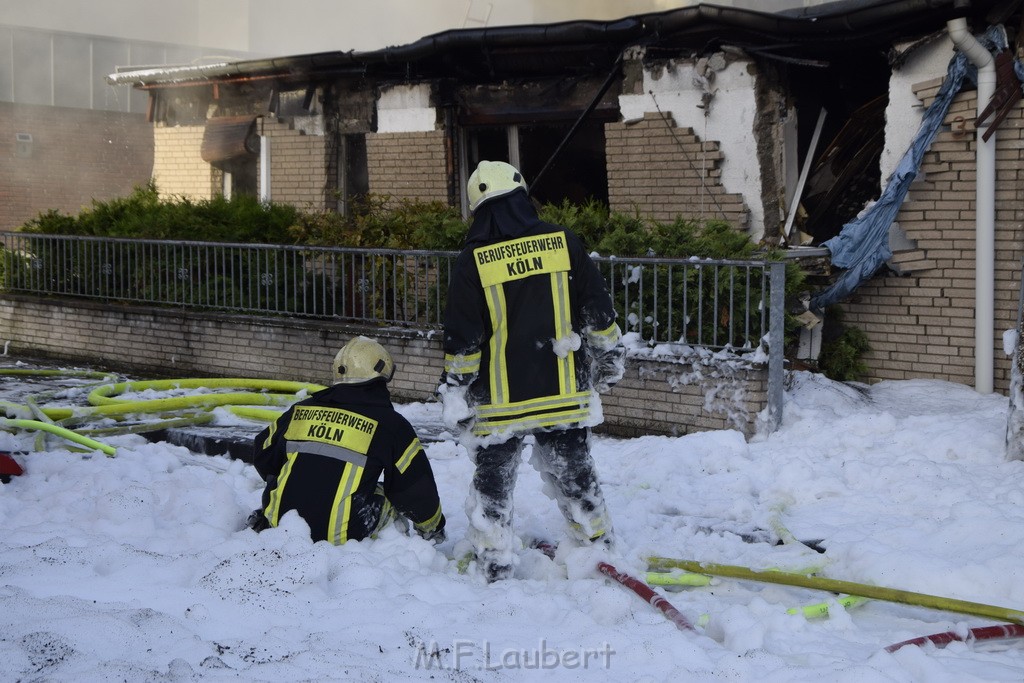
[201,116,259,164]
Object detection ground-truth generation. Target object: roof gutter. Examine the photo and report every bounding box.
[947,6,996,394]
[107,0,974,88]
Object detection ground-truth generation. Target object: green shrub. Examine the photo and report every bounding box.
[538,202,795,348]
[23,181,299,243]
[24,184,760,259]
[15,187,811,351]
[817,307,871,381]
[540,198,630,250]
[540,198,759,261]
[286,194,467,250]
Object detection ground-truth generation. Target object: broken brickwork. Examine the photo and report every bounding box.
[842,81,1024,391]
[605,112,749,228]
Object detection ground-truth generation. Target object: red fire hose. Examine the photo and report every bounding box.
[597,561,695,632]
[885,623,1024,653]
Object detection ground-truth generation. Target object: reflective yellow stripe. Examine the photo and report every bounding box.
[264,450,298,525]
[484,284,509,405]
[285,439,367,467]
[262,420,278,449]
[473,408,592,435]
[588,322,621,350]
[328,463,364,545]
[396,438,421,474]
[551,270,575,394]
[444,351,481,376]
[373,496,396,536]
[415,503,444,534]
[473,392,592,435]
[475,391,590,419]
[570,515,609,540]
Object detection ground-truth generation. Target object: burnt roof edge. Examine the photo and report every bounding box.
[107,0,977,88]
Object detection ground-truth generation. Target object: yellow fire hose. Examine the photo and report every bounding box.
[0,375,324,456]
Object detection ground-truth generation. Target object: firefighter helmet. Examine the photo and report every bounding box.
[332,336,396,383]
[467,160,527,212]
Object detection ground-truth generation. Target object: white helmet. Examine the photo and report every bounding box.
[467,160,527,212]
[332,336,395,384]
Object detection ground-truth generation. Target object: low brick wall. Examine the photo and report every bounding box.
[0,295,770,438]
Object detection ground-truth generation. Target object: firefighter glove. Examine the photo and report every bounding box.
[593,346,626,393]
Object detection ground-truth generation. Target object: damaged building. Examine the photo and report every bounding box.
[107,0,1024,393]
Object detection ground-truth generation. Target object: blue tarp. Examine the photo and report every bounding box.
[810,50,970,311]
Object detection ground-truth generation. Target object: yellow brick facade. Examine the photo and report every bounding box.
[261,117,333,210]
[842,82,1024,392]
[365,130,449,203]
[152,124,217,200]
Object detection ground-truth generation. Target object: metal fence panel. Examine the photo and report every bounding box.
[0,233,781,346]
[0,232,786,423]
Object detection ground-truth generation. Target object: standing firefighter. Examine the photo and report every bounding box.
[250,337,446,546]
[440,160,625,581]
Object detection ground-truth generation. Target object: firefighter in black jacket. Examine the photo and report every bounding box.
[250,336,446,546]
[440,160,625,581]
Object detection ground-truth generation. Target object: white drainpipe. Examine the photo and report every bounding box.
[947,15,995,393]
[259,133,271,203]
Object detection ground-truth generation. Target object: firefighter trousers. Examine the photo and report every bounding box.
[466,426,613,578]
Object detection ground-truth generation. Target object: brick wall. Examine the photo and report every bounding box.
[842,81,1024,392]
[153,123,216,200]
[605,112,749,228]
[0,295,769,438]
[261,116,332,210]
[365,130,449,203]
[0,102,153,231]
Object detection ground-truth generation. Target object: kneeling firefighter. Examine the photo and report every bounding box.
[250,336,446,545]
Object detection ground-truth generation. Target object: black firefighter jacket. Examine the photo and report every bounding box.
[253,379,445,545]
[443,189,621,436]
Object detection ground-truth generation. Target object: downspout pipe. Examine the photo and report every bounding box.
[947,11,995,393]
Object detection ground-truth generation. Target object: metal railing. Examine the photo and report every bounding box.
[0,232,786,428]
[0,233,455,328]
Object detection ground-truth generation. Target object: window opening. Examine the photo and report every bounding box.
[460,119,608,214]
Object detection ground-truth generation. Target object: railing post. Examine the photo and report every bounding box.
[767,261,786,432]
